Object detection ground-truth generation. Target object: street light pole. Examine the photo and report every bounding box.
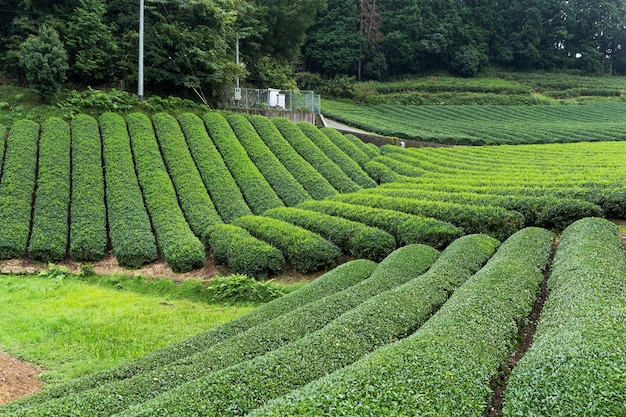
[138,0,144,102]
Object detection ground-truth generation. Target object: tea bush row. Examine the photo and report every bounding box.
[319,127,372,167]
[126,113,204,273]
[252,227,554,416]
[226,113,310,206]
[28,117,71,262]
[203,113,284,214]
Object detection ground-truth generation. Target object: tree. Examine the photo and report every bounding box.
[18,25,68,100]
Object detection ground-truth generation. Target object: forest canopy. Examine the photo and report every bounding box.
[1,0,625,101]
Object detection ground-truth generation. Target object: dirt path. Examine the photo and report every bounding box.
[0,352,43,404]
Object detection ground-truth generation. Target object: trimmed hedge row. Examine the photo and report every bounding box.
[232,215,340,273]
[202,224,284,278]
[28,117,71,262]
[97,245,440,416]
[152,113,222,236]
[298,122,377,188]
[178,113,251,222]
[99,113,157,268]
[263,207,395,262]
[319,127,372,167]
[248,115,337,200]
[203,113,284,214]
[369,186,604,230]
[345,133,381,158]
[251,227,554,416]
[226,113,311,206]
[370,154,428,177]
[504,218,626,416]
[334,192,524,241]
[69,115,107,261]
[297,199,463,248]
[0,120,39,259]
[363,158,400,183]
[126,113,205,273]
[8,260,375,409]
[273,117,360,193]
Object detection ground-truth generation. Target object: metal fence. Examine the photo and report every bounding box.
[223,87,321,114]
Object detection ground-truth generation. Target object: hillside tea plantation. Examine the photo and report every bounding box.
[1,104,626,414]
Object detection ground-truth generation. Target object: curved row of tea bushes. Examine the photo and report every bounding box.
[226,114,311,206]
[98,245,440,416]
[273,117,360,194]
[248,115,337,200]
[152,113,222,236]
[28,117,71,262]
[178,113,251,222]
[232,215,340,273]
[263,207,395,262]
[202,224,284,278]
[370,154,428,177]
[504,218,626,416]
[298,122,376,188]
[203,113,284,214]
[252,227,554,416]
[319,127,372,167]
[126,113,204,273]
[68,115,107,261]
[363,158,400,183]
[0,120,39,259]
[369,186,604,230]
[7,261,375,409]
[334,193,523,241]
[297,199,463,248]
[99,113,157,268]
[345,133,381,158]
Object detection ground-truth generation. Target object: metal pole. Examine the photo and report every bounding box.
[138,0,144,102]
[235,36,240,90]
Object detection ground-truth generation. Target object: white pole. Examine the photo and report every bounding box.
[138,0,144,101]
[235,36,240,89]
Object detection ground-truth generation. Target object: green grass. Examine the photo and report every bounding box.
[0,274,256,385]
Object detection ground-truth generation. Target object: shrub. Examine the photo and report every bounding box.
[298,122,376,188]
[363,159,400,183]
[69,114,107,261]
[99,112,157,268]
[263,207,395,262]
[248,115,337,200]
[152,113,222,235]
[203,112,284,214]
[504,218,626,416]
[345,133,380,158]
[297,199,463,248]
[272,117,360,193]
[11,260,375,408]
[319,127,371,167]
[126,113,205,273]
[232,215,340,273]
[251,227,554,416]
[203,224,284,278]
[226,113,311,206]
[0,120,39,259]
[178,112,251,222]
[28,117,71,262]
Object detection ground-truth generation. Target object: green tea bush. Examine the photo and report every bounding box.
[8,261,374,408]
[0,120,39,259]
[297,199,463,248]
[345,133,380,158]
[319,127,371,167]
[298,122,376,188]
[226,114,311,206]
[334,192,523,240]
[152,113,222,235]
[263,207,395,261]
[273,117,360,193]
[126,113,205,273]
[233,215,340,273]
[203,113,284,214]
[99,112,157,268]
[203,224,284,278]
[28,117,70,262]
[68,114,107,261]
[363,159,400,183]
[370,154,428,177]
[248,115,337,200]
[504,218,626,416]
[178,112,251,222]
[251,227,554,416]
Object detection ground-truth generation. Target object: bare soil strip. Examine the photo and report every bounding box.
[0,352,43,404]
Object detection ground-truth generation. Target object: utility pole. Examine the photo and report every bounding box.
[138,0,144,101]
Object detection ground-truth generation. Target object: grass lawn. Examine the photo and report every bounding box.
[0,274,256,385]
